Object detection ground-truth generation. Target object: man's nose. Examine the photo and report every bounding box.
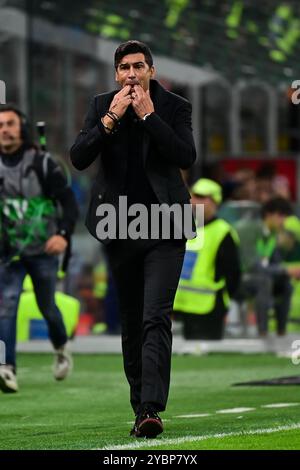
[128,66,136,77]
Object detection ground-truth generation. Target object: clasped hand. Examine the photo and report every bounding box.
[109,85,154,120]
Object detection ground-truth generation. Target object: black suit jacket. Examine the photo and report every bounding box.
[70,80,197,244]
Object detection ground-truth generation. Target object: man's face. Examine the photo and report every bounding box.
[191,194,217,221]
[115,53,155,91]
[0,111,23,154]
[265,212,286,232]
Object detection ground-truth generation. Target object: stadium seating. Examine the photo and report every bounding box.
[7,0,300,84]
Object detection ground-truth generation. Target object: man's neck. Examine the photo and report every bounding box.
[0,144,23,156]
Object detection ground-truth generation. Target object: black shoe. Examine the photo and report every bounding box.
[136,406,163,438]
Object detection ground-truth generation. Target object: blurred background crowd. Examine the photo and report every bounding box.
[1,0,300,340]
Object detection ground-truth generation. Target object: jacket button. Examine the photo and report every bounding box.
[98,195,102,200]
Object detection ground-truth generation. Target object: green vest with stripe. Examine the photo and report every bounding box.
[174,218,239,315]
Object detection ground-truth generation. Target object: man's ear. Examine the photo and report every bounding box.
[115,71,118,82]
[150,66,156,79]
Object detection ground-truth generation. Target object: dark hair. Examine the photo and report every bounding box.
[0,103,26,119]
[0,103,31,143]
[256,162,276,180]
[114,40,153,69]
[261,197,293,218]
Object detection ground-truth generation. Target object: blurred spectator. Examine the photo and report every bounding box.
[255,163,292,203]
[278,215,300,263]
[0,104,78,392]
[255,162,276,203]
[202,161,238,201]
[174,178,241,339]
[272,174,291,200]
[236,197,300,336]
[231,168,257,201]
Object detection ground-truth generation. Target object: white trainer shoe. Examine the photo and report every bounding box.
[0,365,19,393]
[53,345,73,381]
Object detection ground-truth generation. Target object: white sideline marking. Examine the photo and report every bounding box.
[174,413,211,418]
[99,422,300,450]
[216,407,255,414]
[126,403,300,425]
[262,403,300,409]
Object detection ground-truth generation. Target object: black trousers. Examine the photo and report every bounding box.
[106,238,186,413]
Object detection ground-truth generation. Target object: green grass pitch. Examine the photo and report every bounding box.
[0,353,300,450]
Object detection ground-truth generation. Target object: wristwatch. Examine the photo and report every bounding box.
[57,229,67,239]
[142,113,152,121]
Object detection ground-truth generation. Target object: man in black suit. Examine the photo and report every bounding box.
[70,40,196,438]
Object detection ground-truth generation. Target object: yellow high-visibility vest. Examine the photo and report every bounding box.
[174,218,239,315]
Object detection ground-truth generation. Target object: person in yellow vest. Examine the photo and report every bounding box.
[174,178,241,339]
